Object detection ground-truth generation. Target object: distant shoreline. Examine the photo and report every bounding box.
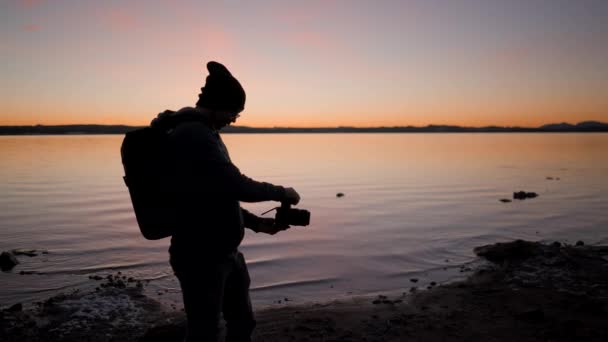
[1,121,607,135]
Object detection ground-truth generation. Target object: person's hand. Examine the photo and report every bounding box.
[283,187,301,205]
[256,218,290,235]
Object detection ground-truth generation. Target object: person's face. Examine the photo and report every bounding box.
[213,109,242,128]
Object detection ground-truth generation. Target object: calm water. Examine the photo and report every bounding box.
[1,133,607,309]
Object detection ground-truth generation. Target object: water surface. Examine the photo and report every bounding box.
[1,133,607,308]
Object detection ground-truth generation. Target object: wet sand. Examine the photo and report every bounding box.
[2,240,608,341]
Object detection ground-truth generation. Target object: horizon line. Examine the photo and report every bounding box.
[1,120,606,130]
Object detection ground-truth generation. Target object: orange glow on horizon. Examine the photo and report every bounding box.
[1,109,605,128]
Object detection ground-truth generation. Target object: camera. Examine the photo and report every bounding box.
[275,202,310,227]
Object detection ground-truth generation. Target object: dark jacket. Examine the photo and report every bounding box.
[157,107,286,258]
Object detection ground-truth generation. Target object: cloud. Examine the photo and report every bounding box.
[493,45,533,67]
[264,1,348,57]
[268,0,340,25]
[274,27,349,63]
[286,30,335,50]
[99,8,138,32]
[18,0,44,9]
[199,28,234,53]
[22,24,41,32]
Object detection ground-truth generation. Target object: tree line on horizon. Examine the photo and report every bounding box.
[0,121,607,135]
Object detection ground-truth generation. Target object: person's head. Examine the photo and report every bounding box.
[196,61,245,129]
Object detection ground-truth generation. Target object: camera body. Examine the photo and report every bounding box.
[275,202,310,227]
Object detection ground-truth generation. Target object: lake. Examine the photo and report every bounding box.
[1,133,607,309]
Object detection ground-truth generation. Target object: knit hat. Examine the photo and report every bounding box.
[196,61,246,112]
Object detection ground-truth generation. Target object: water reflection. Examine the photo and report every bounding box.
[0,133,607,307]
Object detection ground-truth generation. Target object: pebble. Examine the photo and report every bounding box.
[513,191,539,200]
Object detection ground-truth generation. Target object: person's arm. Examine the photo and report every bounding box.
[222,163,286,202]
[223,162,300,204]
[241,208,262,232]
[174,122,291,202]
[171,120,301,204]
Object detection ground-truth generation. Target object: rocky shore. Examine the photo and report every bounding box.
[2,240,608,341]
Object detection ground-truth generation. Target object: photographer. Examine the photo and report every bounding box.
[154,61,300,342]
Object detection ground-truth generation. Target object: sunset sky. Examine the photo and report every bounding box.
[1,0,607,128]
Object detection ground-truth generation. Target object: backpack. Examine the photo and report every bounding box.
[121,112,206,240]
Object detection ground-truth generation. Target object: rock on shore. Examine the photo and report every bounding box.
[0,251,19,271]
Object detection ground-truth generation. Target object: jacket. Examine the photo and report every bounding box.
[157,107,286,257]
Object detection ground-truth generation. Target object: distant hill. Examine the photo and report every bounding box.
[539,121,608,131]
[0,125,136,135]
[539,122,576,130]
[1,121,607,135]
[575,121,608,129]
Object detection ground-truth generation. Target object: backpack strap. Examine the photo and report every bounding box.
[152,109,211,131]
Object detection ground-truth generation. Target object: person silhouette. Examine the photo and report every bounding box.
[152,61,300,342]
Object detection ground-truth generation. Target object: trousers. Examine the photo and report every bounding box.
[171,250,256,342]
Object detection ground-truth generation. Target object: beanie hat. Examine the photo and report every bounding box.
[196,61,246,112]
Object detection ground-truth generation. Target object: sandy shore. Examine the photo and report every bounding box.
[2,239,608,341]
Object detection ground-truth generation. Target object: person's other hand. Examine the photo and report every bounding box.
[256,218,290,235]
[283,187,301,205]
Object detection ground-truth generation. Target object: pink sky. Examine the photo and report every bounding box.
[1,0,607,127]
